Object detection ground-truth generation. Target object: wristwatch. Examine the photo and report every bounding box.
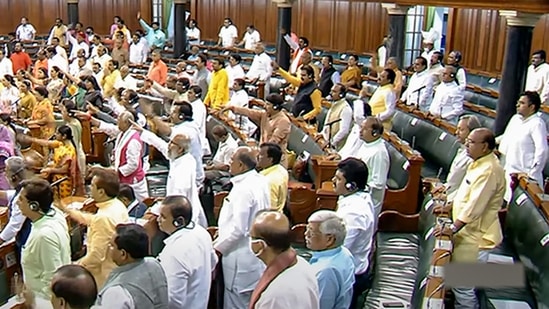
[449,223,458,234]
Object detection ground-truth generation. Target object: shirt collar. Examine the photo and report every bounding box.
[231,169,256,184]
[260,164,282,174]
[471,152,496,167]
[365,137,383,147]
[311,247,342,259]
[338,191,368,203]
[164,227,188,245]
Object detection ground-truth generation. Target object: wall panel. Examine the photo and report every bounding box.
[445,8,508,75]
[0,0,150,36]
[191,0,388,54]
[532,15,549,55]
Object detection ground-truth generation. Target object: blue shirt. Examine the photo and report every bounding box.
[309,247,355,309]
[139,19,167,48]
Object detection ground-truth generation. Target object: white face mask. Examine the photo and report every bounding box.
[249,238,266,257]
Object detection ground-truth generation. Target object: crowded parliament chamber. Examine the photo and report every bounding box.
[0,0,547,308]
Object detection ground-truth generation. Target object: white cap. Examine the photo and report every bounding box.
[422,27,440,44]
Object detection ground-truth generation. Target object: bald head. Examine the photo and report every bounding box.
[252,211,291,252]
[232,146,258,173]
[473,128,496,150]
[51,265,97,308]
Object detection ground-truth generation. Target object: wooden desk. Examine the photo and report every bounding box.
[311,155,338,190]
[81,120,108,165]
[315,132,424,215]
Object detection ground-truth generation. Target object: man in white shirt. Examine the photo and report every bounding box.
[96,224,169,308]
[186,19,201,46]
[435,115,482,201]
[67,31,90,61]
[420,27,440,68]
[135,124,208,227]
[205,125,239,181]
[0,157,35,255]
[129,33,149,65]
[91,46,112,71]
[497,91,548,200]
[226,54,246,89]
[400,56,433,111]
[51,37,68,61]
[321,84,352,150]
[141,100,205,186]
[217,18,238,48]
[446,50,467,91]
[332,158,375,308]
[331,117,390,219]
[249,211,320,309]
[246,43,273,97]
[46,46,69,73]
[114,65,138,91]
[428,66,464,123]
[69,56,93,78]
[187,85,210,155]
[238,25,261,50]
[157,196,218,309]
[227,79,255,136]
[213,146,271,309]
[0,50,14,76]
[16,17,36,41]
[525,50,549,104]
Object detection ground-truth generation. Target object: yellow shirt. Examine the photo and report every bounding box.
[101,70,121,98]
[204,68,230,110]
[260,164,289,212]
[75,198,129,288]
[451,153,505,262]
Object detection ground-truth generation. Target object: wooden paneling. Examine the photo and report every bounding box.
[533,15,549,55]
[191,0,388,53]
[381,0,549,14]
[447,9,549,74]
[0,0,67,35]
[0,0,151,35]
[446,8,510,74]
[78,0,152,35]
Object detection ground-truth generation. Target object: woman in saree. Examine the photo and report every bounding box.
[24,125,84,199]
[60,99,86,195]
[340,54,362,89]
[17,80,37,119]
[27,86,55,156]
[0,75,20,115]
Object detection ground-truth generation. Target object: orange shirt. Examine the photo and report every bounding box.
[147,60,168,86]
[10,51,32,73]
[33,59,48,78]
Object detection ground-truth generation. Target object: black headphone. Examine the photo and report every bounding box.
[450,72,456,79]
[176,105,193,121]
[173,216,185,228]
[452,50,462,63]
[272,103,283,111]
[29,201,40,212]
[371,123,383,137]
[345,182,357,191]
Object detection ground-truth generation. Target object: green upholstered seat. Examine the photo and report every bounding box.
[362,196,437,308]
[385,142,409,190]
[479,184,548,308]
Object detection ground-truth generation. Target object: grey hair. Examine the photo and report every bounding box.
[308,210,347,247]
[6,156,26,176]
[459,114,482,131]
[171,134,191,152]
[119,111,135,123]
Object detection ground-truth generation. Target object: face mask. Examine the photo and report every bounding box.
[249,238,266,257]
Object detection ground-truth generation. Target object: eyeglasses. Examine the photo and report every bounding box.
[305,225,322,238]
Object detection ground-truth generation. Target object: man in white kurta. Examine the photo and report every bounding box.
[400,56,434,111]
[138,127,208,228]
[157,196,218,309]
[213,147,271,309]
[239,26,261,50]
[227,80,256,136]
[246,44,273,97]
[333,117,390,218]
[321,84,353,149]
[525,50,549,104]
[428,66,464,123]
[0,51,13,76]
[217,19,238,48]
[497,91,548,200]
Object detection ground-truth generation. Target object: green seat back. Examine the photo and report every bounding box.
[386,142,409,190]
